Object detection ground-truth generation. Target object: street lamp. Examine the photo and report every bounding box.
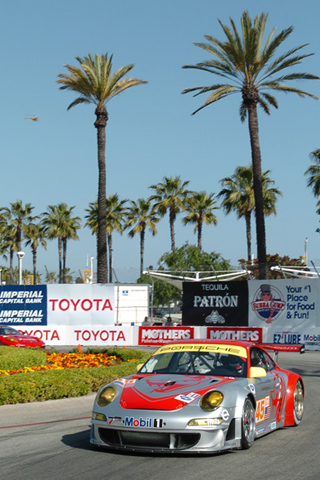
[17,251,25,285]
[90,256,94,284]
[305,237,308,266]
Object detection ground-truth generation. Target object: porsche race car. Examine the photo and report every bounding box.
[0,326,45,348]
[90,340,304,454]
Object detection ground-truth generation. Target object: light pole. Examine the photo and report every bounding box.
[17,251,25,285]
[305,237,308,266]
[90,256,94,284]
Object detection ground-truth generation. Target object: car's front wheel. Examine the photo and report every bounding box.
[293,380,304,425]
[241,397,255,449]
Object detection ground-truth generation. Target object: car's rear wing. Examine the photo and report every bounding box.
[260,344,305,354]
[258,343,305,361]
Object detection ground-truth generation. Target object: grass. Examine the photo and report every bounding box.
[0,346,152,405]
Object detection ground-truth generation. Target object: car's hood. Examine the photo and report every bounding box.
[115,374,234,411]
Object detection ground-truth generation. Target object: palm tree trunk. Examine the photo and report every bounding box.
[10,248,14,284]
[95,105,108,283]
[140,229,145,276]
[245,211,252,262]
[169,207,175,251]
[58,237,62,284]
[247,104,267,279]
[108,234,112,283]
[62,238,67,283]
[197,220,203,250]
[31,246,36,284]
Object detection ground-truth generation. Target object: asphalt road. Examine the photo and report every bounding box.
[0,351,319,480]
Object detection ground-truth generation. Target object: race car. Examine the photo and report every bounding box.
[90,340,304,454]
[0,326,45,348]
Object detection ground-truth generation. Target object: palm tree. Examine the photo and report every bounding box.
[24,223,47,284]
[305,149,320,212]
[182,11,319,278]
[42,203,80,283]
[106,194,128,282]
[85,195,127,282]
[182,192,218,250]
[57,53,147,283]
[44,268,57,284]
[126,198,160,275]
[149,176,191,251]
[61,211,81,283]
[0,201,35,283]
[0,200,35,251]
[218,166,282,262]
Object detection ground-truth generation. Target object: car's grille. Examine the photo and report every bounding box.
[98,428,200,450]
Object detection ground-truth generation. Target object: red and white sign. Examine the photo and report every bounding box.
[19,326,132,346]
[207,327,263,342]
[48,284,114,326]
[139,326,195,346]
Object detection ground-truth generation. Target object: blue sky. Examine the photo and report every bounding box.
[1,0,320,282]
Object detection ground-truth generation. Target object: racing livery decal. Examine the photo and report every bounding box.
[124,417,164,428]
[256,396,271,424]
[174,392,200,404]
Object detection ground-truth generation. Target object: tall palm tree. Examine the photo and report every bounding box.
[57,53,147,283]
[61,211,81,283]
[0,200,35,251]
[0,201,35,283]
[305,149,320,212]
[0,220,15,284]
[149,176,191,251]
[182,11,319,278]
[85,195,127,283]
[182,192,218,250]
[126,198,160,275]
[106,194,128,282]
[218,166,282,262]
[24,223,47,284]
[42,203,80,283]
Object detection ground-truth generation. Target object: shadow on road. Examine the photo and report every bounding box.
[62,429,92,451]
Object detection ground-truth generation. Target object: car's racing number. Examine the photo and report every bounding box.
[256,396,271,424]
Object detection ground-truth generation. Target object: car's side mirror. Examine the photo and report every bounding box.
[249,366,267,378]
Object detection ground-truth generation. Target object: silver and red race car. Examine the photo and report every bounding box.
[90,340,304,454]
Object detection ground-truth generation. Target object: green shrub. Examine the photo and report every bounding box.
[0,346,47,370]
[0,350,151,405]
[86,347,150,362]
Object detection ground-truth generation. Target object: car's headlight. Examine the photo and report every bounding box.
[96,386,117,407]
[200,391,224,411]
[92,412,107,421]
[188,418,222,426]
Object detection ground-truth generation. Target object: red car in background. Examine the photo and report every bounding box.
[0,326,45,348]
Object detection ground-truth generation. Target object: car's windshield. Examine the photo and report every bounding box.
[0,327,20,335]
[140,350,247,377]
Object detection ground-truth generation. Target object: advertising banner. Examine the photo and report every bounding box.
[139,326,195,346]
[19,325,133,346]
[48,284,114,325]
[182,281,248,326]
[248,279,319,328]
[0,285,47,326]
[206,327,263,343]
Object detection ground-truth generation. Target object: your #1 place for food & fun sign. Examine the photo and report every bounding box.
[248,279,320,350]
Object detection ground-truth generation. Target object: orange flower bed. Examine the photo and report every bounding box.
[0,352,125,377]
